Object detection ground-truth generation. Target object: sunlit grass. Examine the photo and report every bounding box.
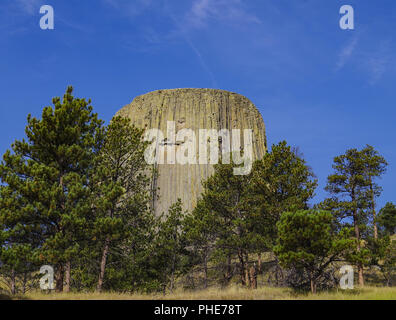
[3,285,394,300]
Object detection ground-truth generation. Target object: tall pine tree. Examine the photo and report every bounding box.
[249,141,317,271]
[89,116,154,292]
[324,147,373,286]
[360,145,387,239]
[0,86,103,292]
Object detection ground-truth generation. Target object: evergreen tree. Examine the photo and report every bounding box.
[249,141,317,270]
[360,145,387,239]
[367,202,396,286]
[366,235,395,286]
[0,237,35,294]
[89,116,154,292]
[274,210,353,293]
[377,202,396,236]
[155,199,187,293]
[0,182,38,294]
[184,200,218,288]
[191,162,259,287]
[0,86,103,292]
[324,147,373,286]
[185,142,317,288]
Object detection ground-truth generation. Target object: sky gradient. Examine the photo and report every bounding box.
[0,0,395,208]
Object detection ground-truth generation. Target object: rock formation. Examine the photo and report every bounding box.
[116,88,267,216]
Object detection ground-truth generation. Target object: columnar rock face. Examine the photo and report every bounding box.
[116,88,267,216]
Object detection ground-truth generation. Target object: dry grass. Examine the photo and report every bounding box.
[5,285,394,300]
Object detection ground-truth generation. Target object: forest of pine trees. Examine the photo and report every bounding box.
[0,88,395,295]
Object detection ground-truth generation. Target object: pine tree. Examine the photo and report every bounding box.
[377,202,396,236]
[360,145,387,239]
[0,86,104,292]
[184,200,218,288]
[0,181,38,294]
[89,116,153,292]
[274,210,353,293]
[324,147,373,286]
[249,141,317,272]
[155,199,186,293]
[368,202,396,286]
[185,142,317,288]
[192,163,257,287]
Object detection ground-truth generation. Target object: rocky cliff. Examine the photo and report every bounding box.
[116,88,267,216]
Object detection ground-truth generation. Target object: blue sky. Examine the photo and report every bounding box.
[0,0,395,208]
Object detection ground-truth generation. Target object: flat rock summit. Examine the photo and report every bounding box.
[116,88,267,215]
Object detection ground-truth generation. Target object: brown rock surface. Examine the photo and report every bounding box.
[116,88,267,215]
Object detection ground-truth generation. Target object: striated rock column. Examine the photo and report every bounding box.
[116,88,267,216]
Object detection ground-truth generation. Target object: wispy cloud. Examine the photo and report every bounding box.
[0,0,43,37]
[103,0,221,87]
[336,36,394,85]
[16,0,42,15]
[103,0,261,29]
[363,42,392,85]
[163,0,262,87]
[168,12,218,88]
[184,0,261,29]
[336,37,358,70]
[366,58,388,85]
[102,0,152,17]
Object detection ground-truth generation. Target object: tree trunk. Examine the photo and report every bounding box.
[170,253,176,293]
[310,278,316,294]
[10,269,16,295]
[244,253,250,287]
[97,238,110,292]
[369,180,378,240]
[224,254,232,284]
[64,261,71,293]
[352,191,364,287]
[245,267,250,287]
[55,264,64,293]
[249,264,257,289]
[203,250,208,289]
[57,174,66,293]
[358,265,364,287]
[257,253,262,273]
[309,270,317,294]
[238,250,246,286]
